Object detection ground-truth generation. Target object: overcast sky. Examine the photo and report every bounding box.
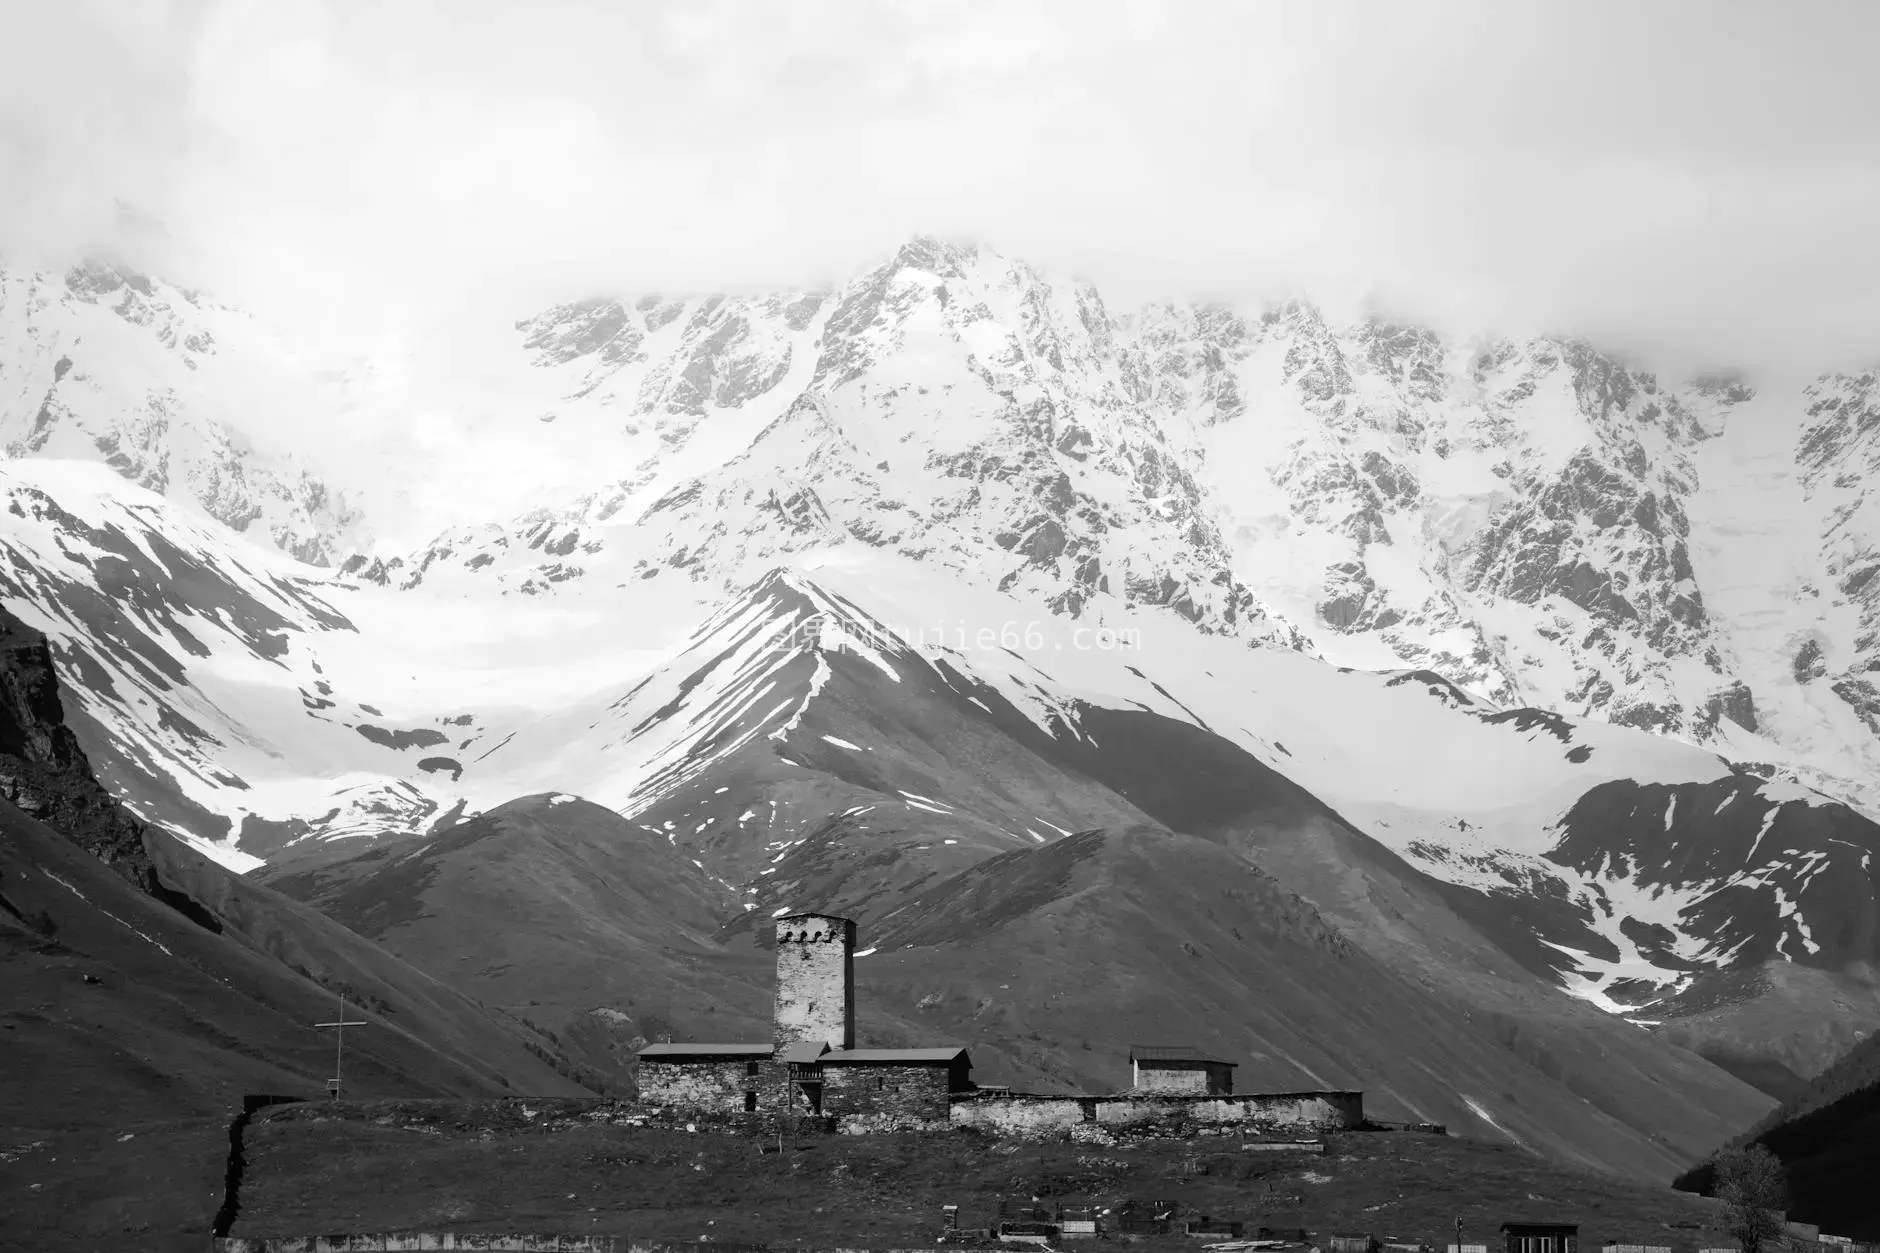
[4,0,1879,379]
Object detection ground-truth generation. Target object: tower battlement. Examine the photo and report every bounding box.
[773,912,856,1052]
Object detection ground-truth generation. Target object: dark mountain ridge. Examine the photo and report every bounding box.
[0,601,594,1250]
[1674,1028,1880,1239]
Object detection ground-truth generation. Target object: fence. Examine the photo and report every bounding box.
[1329,1237,1379,1253]
[1057,1205,1098,1239]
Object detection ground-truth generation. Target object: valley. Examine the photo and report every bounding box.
[2,236,1878,1247]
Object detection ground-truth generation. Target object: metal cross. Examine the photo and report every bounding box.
[314,988,368,1099]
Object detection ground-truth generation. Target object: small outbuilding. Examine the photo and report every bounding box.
[637,1042,773,1111]
[1501,1223,1579,1253]
[1128,1045,1236,1095]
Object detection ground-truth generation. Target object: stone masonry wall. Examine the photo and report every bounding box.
[950,1091,1362,1137]
[1092,1092,1361,1129]
[1133,1065,1212,1094]
[822,1064,953,1120]
[950,1094,1091,1135]
[637,1060,760,1114]
[215,1239,970,1252]
[641,1059,956,1119]
[773,915,856,1052]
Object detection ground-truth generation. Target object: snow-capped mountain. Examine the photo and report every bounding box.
[317,237,1875,813]
[3,445,1872,1095]
[0,459,459,867]
[10,236,1875,812]
[3,236,1879,1129]
[0,254,367,563]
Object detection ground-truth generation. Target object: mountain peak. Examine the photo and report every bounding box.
[888,234,984,280]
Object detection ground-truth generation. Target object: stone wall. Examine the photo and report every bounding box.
[1135,1065,1207,1094]
[637,1058,968,1120]
[773,915,856,1051]
[1093,1092,1361,1130]
[1133,1063,1231,1095]
[216,1234,985,1241]
[216,1234,970,1241]
[636,1059,760,1114]
[822,1064,954,1120]
[950,1093,1093,1135]
[262,1095,834,1139]
[949,1090,1362,1137]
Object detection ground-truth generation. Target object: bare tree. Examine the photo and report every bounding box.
[1715,1143,1788,1253]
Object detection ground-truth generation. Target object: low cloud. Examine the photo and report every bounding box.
[4,0,1878,380]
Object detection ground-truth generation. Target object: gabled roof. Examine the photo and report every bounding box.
[1129,1045,1235,1065]
[778,1041,830,1064]
[822,1047,971,1065]
[638,1042,772,1058]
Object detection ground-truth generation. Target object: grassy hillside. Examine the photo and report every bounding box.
[255,794,774,1088]
[232,1099,1735,1247]
[0,802,597,1253]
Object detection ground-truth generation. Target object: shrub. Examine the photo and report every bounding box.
[1714,1144,1787,1253]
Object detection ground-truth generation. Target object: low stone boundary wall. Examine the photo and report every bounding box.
[256,1099,836,1139]
[949,1090,1363,1138]
[223,1230,1408,1253]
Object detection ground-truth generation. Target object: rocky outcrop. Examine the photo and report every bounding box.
[1,603,159,889]
[0,600,234,937]
[1796,369,1880,738]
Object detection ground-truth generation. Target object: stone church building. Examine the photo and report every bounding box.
[637,912,973,1120]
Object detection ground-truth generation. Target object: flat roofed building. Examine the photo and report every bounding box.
[637,1042,775,1110]
[1502,1223,1579,1253]
[1128,1045,1236,1095]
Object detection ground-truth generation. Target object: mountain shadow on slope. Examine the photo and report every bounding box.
[1649,959,1880,1102]
[255,793,772,1089]
[995,702,1771,1180]
[804,820,1735,1181]
[0,779,599,1252]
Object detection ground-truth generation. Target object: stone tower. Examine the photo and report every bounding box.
[773,913,856,1052]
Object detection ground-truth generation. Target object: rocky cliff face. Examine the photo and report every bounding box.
[0,600,164,892]
[1796,369,1880,736]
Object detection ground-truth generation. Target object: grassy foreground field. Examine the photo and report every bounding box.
[232,1100,1734,1248]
